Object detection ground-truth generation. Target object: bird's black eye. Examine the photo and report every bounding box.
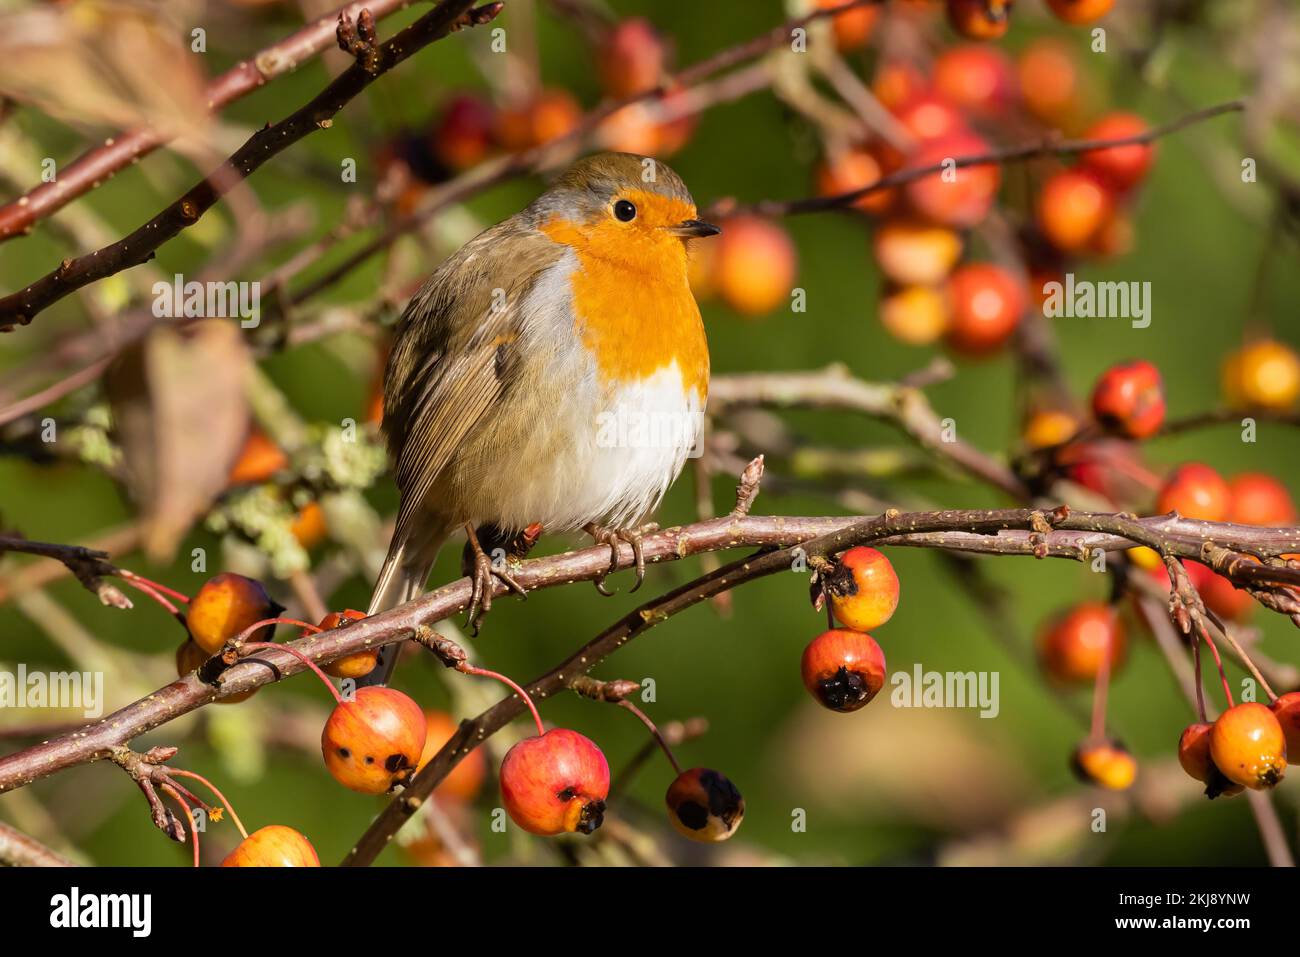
[613,199,637,222]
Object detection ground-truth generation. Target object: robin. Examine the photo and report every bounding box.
[361,151,719,686]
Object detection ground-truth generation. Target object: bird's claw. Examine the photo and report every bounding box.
[464,524,527,635]
[584,523,658,595]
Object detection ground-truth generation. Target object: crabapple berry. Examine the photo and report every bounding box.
[1022,408,1081,450]
[892,92,968,145]
[322,687,427,794]
[946,0,1014,41]
[1080,113,1155,192]
[494,89,581,151]
[1178,721,1244,798]
[597,18,665,99]
[1039,602,1125,684]
[825,546,900,632]
[1269,692,1300,763]
[312,609,375,679]
[499,728,610,836]
[430,93,496,172]
[945,263,1027,356]
[801,629,887,713]
[221,825,320,867]
[817,146,892,216]
[1017,39,1080,126]
[815,0,880,51]
[1228,473,1297,526]
[711,216,798,316]
[879,284,950,346]
[1222,339,1300,411]
[873,218,963,286]
[904,132,1001,228]
[1156,463,1231,522]
[1071,740,1137,791]
[1046,0,1114,24]
[1090,359,1165,439]
[228,429,287,485]
[416,710,488,803]
[1210,703,1287,790]
[933,44,1016,118]
[187,573,280,654]
[1036,168,1114,253]
[665,768,745,843]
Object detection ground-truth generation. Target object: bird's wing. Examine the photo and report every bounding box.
[383,224,565,543]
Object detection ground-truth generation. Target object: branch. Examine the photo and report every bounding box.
[0,821,77,867]
[0,0,503,331]
[0,0,419,243]
[0,535,132,609]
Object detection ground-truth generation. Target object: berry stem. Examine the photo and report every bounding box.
[1190,631,1208,723]
[617,700,683,775]
[120,577,183,618]
[1204,609,1277,703]
[460,665,544,736]
[168,769,248,839]
[1197,624,1234,708]
[159,783,200,868]
[238,632,341,705]
[118,570,191,604]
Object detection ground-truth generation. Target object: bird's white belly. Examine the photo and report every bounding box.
[494,362,704,532]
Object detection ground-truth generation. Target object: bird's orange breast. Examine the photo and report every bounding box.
[540,201,709,399]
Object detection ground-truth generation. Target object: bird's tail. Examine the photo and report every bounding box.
[357,533,443,688]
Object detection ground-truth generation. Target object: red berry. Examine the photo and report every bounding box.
[1039,602,1125,683]
[1178,721,1243,799]
[1090,359,1165,439]
[1037,169,1114,253]
[933,44,1016,118]
[1210,702,1287,790]
[946,0,1014,41]
[1270,692,1300,763]
[801,629,887,713]
[815,0,880,51]
[187,573,279,654]
[904,132,1001,228]
[1080,113,1155,191]
[500,728,610,836]
[597,18,666,99]
[825,547,900,632]
[945,263,1027,356]
[1156,463,1231,522]
[665,767,745,843]
[1046,0,1114,24]
[430,93,496,171]
[313,610,375,679]
[221,825,320,867]
[892,92,968,145]
[1228,473,1297,527]
[321,687,427,794]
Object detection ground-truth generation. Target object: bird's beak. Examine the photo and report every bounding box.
[669,219,721,238]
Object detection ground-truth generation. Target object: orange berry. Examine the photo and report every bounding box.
[416,710,488,803]
[815,0,880,51]
[597,18,665,99]
[892,92,967,144]
[946,0,1014,41]
[1023,408,1081,449]
[1156,463,1231,522]
[228,429,287,486]
[596,94,695,158]
[933,44,1016,117]
[879,284,950,346]
[873,218,963,285]
[1080,113,1155,191]
[872,61,926,112]
[801,629,887,713]
[817,146,892,215]
[1039,602,1125,683]
[1017,39,1080,126]
[1210,702,1286,790]
[825,546,900,632]
[904,132,1001,228]
[322,687,427,794]
[1270,692,1300,764]
[187,573,279,655]
[289,500,328,550]
[1222,339,1300,411]
[429,93,495,171]
[945,263,1027,356]
[221,825,319,867]
[1228,473,1297,527]
[665,767,745,842]
[494,89,581,151]
[1036,168,1114,253]
[313,610,375,679]
[1046,0,1114,25]
[1071,739,1137,790]
[1178,721,1244,798]
[1091,359,1165,439]
[711,215,798,316]
[1199,566,1255,622]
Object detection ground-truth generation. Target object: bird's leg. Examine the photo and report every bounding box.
[583,522,659,595]
[462,523,527,635]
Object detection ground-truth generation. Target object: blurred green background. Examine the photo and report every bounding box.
[1,0,1299,866]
